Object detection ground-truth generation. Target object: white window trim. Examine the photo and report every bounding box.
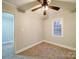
[52,18,64,37]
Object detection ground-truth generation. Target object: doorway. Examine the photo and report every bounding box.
[2,12,14,44]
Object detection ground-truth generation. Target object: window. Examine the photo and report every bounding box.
[2,12,14,43]
[52,18,63,37]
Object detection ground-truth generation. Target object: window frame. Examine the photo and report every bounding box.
[52,18,63,37]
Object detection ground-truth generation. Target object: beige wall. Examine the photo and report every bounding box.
[15,11,43,51]
[44,10,76,48]
[2,1,16,14]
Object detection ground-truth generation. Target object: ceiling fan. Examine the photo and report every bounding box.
[31,0,60,15]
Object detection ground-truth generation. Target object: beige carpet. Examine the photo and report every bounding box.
[18,42,76,59]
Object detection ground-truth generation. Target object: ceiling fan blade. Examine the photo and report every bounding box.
[43,10,46,15]
[32,6,42,11]
[49,6,60,11]
[37,0,42,4]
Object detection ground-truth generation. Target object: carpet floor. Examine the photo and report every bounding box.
[18,42,76,59]
[2,42,76,59]
[3,43,45,59]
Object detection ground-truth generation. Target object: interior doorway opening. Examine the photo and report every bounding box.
[2,12,14,45]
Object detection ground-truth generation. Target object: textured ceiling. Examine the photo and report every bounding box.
[3,0,76,6]
[3,0,35,6]
[3,0,76,12]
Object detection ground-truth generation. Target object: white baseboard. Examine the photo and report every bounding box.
[43,40,76,51]
[15,40,43,54]
[16,40,76,54]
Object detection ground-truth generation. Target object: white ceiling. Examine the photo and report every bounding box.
[3,0,76,6]
[56,0,75,2]
[3,0,35,6]
[3,0,76,13]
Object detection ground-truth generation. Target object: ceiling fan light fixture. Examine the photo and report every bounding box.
[31,0,60,15]
[47,0,51,4]
[42,6,48,11]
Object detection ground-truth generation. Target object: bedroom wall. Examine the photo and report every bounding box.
[43,10,76,49]
[2,1,16,14]
[15,10,43,51]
